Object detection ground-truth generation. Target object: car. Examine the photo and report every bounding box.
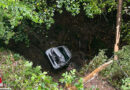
[45,46,72,69]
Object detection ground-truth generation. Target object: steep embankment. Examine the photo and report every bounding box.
[8,12,116,73]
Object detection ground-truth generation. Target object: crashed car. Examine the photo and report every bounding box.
[45,46,71,69]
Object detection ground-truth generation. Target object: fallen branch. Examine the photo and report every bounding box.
[83,60,113,83]
[68,60,113,90]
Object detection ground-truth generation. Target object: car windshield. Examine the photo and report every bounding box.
[58,47,69,61]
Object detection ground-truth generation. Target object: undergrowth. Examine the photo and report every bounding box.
[0,48,83,90]
[0,45,130,89]
[81,45,130,89]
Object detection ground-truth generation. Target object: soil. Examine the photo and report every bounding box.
[7,11,116,77]
[0,50,116,90]
[84,75,115,90]
[1,11,118,90]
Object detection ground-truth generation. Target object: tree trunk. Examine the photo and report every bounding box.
[114,0,123,60]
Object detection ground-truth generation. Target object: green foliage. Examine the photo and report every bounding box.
[80,49,114,77]
[0,48,84,89]
[121,78,130,90]
[0,51,59,90]
[0,0,116,44]
[12,22,30,46]
[60,69,83,89]
[80,50,108,75]
[0,46,129,90]
[116,45,130,62]
[102,46,130,89]
[60,69,76,85]
[0,0,42,43]
[81,45,130,89]
[88,49,108,72]
[74,78,84,90]
[121,0,130,45]
[121,21,130,45]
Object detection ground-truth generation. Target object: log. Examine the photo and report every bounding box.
[68,60,113,90]
[83,60,113,83]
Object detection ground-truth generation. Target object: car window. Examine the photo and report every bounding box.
[58,47,69,61]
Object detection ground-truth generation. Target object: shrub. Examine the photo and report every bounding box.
[0,51,59,90]
[0,49,84,89]
[81,45,130,89]
[60,69,83,89]
[121,77,130,90]
[0,45,129,89]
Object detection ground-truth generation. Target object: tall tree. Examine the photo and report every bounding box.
[114,0,123,60]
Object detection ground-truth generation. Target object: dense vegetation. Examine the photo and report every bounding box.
[0,0,117,44]
[0,0,130,90]
[0,48,83,89]
[0,46,130,89]
[0,0,129,46]
[80,45,130,89]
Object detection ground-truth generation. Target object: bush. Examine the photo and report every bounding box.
[0,51,59,90]
[0,45,129,89]
[81,45,130,89]
[121,21,130,45]
[60,69,83,89]
[0,49,84,89]
[121,77,130,90]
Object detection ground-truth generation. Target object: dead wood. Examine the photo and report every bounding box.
[83,60,113,83]
[67,60,113,90]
